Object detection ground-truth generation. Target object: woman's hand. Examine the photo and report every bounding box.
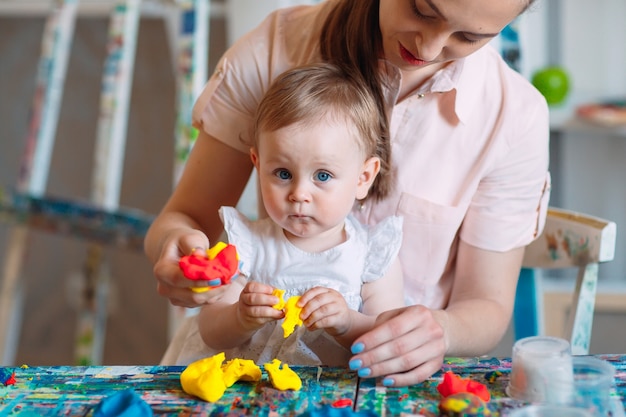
[144,131,255,309]
[299,287,352,337]
[348,244,524,386]
[151,228,228,307]
[348,305,447,387]
[236,281,285,331]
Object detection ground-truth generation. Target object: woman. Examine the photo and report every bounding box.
[145,0,550,386]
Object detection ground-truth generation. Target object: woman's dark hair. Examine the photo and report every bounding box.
[319,0,536,198]
[319,0,392,200]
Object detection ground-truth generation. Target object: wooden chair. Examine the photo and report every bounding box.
[513,207,617,354]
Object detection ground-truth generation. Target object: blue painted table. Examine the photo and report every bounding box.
[1,355,624,416]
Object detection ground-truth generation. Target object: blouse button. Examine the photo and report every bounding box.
[417,93,425,99]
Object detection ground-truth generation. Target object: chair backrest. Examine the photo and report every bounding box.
[514,207,617,354]
[523,207,616,270]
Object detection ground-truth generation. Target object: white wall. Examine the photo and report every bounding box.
[518,0,626,101]
[561,0,626,99]
[226,0,320,45]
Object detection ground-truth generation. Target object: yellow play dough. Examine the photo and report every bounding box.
[282,296,303,338]
[271,288,286,310]
[180,353,262,402]
[180,353,227,402]
[271,290,303,338]
[264,358,302,391]
[181,354,302,400]
[221,358,262,387]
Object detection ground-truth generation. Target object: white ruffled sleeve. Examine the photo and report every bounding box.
[362,215,403,283]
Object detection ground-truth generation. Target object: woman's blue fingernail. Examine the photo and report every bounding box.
[382,378,394,387]
[349,359,362,370]
[357,368,371,377]
[351,342,364,354]
[207,278,222,287]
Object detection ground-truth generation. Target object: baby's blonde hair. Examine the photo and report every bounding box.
[253,63,392,201]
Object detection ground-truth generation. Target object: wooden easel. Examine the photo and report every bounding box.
[0,0,210,365]
[0,0,145,366]
[74,0,143,365]
[165,0,211,341]
[0,0,81,366]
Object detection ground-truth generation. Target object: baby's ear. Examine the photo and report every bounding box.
[356,156,381,200]
[249,147,259,167]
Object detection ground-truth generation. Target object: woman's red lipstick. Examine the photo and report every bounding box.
[399,43,427,66]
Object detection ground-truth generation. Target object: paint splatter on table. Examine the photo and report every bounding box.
[357,355,626,416]
[1,355,624,416]
[0,365,357,416]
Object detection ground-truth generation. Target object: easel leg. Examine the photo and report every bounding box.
[74,244,110,365]
[0,227,29,365]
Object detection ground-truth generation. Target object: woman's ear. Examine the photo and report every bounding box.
[356,156,381,200]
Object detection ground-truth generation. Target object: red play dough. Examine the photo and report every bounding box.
[179,244,239,286]
[437,371,491,402]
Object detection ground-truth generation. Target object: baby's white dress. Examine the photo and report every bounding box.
[167,206,403,367]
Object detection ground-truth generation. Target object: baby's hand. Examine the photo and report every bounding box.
[298,287,351,337]
[237,281,284,331]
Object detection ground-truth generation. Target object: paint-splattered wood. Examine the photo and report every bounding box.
[357,355,626,416]
[0,365,358,416]
[0,188,152,252]
[1,355,625,416]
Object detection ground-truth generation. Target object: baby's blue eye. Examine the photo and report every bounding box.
[276,170,291,180]
[315,171,331,182]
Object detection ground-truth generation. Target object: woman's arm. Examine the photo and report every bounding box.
[436,242,523,355]
[144,131,253,307]
[349,242,523,386]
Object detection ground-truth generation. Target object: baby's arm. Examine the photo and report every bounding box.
[197,280,284,350]
[299,258,404,349]
[360,257,405,315]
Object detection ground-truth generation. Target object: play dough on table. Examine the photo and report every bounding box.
[180,353,302,402]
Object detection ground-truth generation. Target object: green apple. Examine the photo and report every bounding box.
[531,66,570,105]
